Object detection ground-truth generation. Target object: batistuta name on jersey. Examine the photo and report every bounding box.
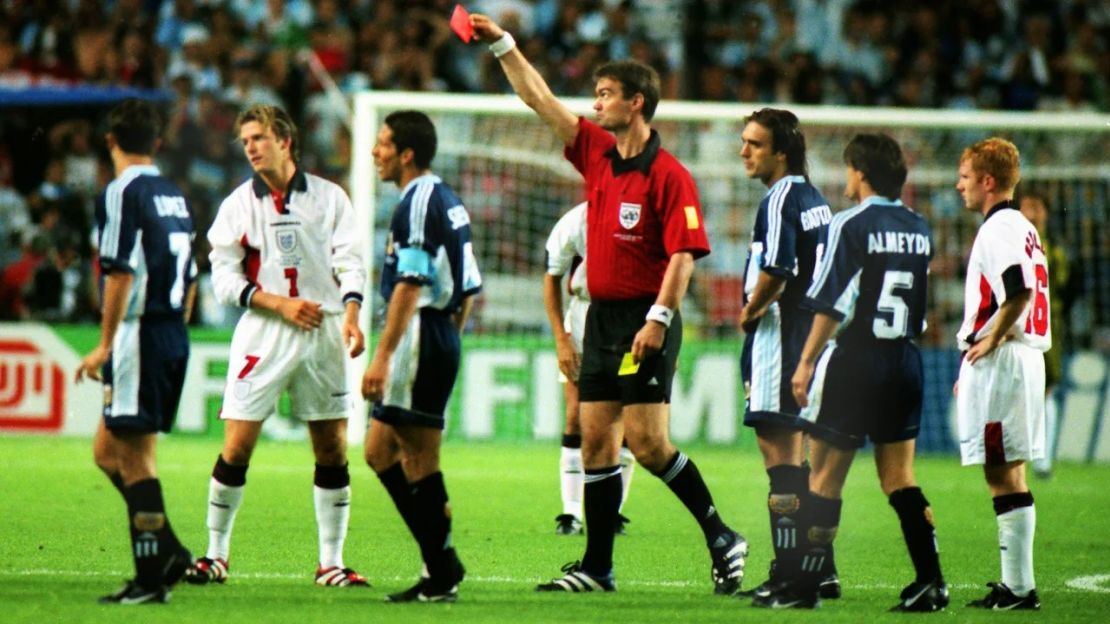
[867,231,931,255]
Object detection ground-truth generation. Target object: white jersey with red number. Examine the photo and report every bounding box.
[208,170,365,313]
[957,205,1051,352]
[545,202,589,302]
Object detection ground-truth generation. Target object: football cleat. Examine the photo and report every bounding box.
[818,573,842,599]
[737,560,784,599]
[98,580,169,605]
[751,582,820,609]
[709,530,748,595]
[315,566,370,587]
[555,514,583,536]
[162,547,193,588]
[386,551,465,603]
[184,557,228,585]
[890,579,949,612]
[535,561,616,592]
[616,513,631,536]
[967,582,1040,610]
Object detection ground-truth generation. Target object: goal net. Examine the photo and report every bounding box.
[352,91,1110,448]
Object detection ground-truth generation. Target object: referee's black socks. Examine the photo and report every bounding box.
[889,486,943,583]
[581,465,621,577]
[653,451,729,543]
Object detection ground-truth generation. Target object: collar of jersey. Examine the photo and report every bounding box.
[121,164,160,177]
[401,173,442,198]
[604,129,661,176]
[984,199,1016,221]
[860,195,904,208]
[765,174,806,197]
[251,168,308,198]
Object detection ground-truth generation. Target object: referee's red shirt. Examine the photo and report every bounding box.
[565,117,711,301]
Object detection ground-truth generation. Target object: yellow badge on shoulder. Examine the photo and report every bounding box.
[618,352,640,376]
[684,205,699,229]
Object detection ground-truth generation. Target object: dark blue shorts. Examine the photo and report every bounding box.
[741,303,812,430]
[578,298,680,405]
[372,308,460,430]
[801,339,923,450]
[102,317,189,433]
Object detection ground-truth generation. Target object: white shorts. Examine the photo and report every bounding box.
[220,311,351,421]
[956,341,1046,466]
[558,297,589,383]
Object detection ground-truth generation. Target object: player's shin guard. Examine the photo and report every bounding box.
[410,472,454,581]
[207,454,247,561]
[618,444,635,513]
[124,478,173,589]
[994,491,1036,595]
[377,462,419,539]
[580,466,621,577]
[889,487,943,583]
[797,492,841,588]
[314,463,351,569]
[654,451,728,542]
[560,434,583,518]
[767,464,807,575]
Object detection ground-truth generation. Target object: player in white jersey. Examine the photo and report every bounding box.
[955,138,1047,610]
[544,202,634,536]
[186,104,369,588]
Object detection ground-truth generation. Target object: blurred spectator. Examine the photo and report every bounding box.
[0,231,49,321]
[25,229,92,322]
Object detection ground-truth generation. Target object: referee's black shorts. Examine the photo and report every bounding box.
[578,298,680,405]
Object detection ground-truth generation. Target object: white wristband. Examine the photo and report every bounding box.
[646,304,674,328]
[489,32,516,58]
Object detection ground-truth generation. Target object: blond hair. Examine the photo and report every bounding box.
[960,137,1021,192]
[236,104,299,162]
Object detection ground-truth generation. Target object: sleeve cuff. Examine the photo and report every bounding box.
[239,284,258,308]
[342,292,363,306]
[801,296,846,322]
[762,265,793,279]
[1001,264,1029,300]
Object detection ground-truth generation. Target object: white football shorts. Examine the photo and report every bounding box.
[220,311,351,421]
[956,340,1046,466]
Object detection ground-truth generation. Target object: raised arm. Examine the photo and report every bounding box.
[470,14,579,146]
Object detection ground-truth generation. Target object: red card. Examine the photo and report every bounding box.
[449,4,474,42]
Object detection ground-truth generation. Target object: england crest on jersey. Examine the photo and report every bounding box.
[276,228,298,253]
[620,202,641,229]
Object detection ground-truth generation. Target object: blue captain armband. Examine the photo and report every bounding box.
[396,247,433,281]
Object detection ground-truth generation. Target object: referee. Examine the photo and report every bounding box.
[471,13,748,595]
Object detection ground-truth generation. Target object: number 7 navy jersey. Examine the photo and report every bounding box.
[95,164,196,319]
[804,196,932,346]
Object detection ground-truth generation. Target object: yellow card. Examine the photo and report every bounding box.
[618,352,640,376]
[684,205,700,229]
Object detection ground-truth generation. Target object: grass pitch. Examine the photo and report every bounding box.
[1,435,1107,623]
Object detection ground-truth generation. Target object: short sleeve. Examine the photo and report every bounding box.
[98,185,139,274]
[804,214,863,321]
[659,167,710,258]
[564,118,615,177]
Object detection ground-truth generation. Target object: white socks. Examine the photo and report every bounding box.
[314,485,351,569]
[997,504,1037,595]
[205,478,244,561]
[560,445,583,518]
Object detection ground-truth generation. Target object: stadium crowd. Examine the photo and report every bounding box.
[0,0,1106,335]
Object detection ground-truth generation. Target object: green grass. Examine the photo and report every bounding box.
[1,436,1107,623]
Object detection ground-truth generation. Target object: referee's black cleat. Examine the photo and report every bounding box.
[615,513,631,536]
[889,579,949,612]
[967,582,1040,610]
[818,573,842,599]
[750,582,820,609]
[709,530,748,595]
[554,514,583,536]
[535,561,616,592]
[98,579,169,605]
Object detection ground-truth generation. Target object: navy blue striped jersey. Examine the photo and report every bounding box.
[95,164,196,319]
[804,196,932,345]
[380,173,482,312]
[742,175,831,314]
